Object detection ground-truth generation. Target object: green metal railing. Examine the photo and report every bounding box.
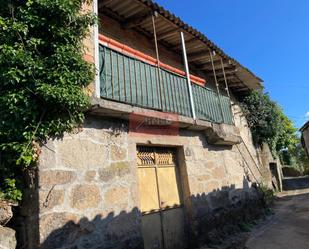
[99,45,233,124]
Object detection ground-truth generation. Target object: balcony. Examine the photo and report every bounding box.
[98,45,233,125]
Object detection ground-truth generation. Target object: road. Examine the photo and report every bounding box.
[246,176,309,249]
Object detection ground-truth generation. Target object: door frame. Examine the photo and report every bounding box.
[136,145,193,248]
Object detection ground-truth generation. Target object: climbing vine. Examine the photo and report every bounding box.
[0,0,96,202]
[241,90,298,157]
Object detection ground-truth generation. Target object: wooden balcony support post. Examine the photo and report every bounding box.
[220,58,235,124]
[180,31,196,120]
[220,58,231,98]
[152,12,164,110]
[209,50,225,123]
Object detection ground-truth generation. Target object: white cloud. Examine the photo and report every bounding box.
[305,111,309,120]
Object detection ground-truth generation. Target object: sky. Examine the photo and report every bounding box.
[155,0,309,129]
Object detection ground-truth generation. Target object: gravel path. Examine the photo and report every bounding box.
[246,177,309,249]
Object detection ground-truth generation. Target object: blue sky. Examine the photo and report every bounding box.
[156,0,309,129]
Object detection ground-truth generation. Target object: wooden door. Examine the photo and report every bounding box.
[137,146,187,249]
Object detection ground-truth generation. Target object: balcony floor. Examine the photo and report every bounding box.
[89,97,241,146]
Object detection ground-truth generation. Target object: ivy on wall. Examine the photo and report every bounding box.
[0,0,95,202]
[241,90,298,158]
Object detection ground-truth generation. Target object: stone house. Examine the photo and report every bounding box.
[301,121,309,158]
[17,0,276,248]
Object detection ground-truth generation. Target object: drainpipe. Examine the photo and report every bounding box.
[93,0,100,98]
[180,32,196,120]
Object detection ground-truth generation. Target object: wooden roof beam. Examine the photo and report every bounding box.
[173,38,197,49]
[229,83,247,88]
[188,50,210,62]
[207,68,237,76]
[122,11,153,29]
[228,82,245,87]
[197,60,234,70]
[218,76,236,82]
[156,28,179,40]
[99,0,114,8]
[233,87,250,92]
[113,1,135,13]
[188,51,222,63]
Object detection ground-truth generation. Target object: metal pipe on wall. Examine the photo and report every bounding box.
[180,31,196,120]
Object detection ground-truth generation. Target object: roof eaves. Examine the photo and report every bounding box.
[300,121,309,132]
[139,0,263,85]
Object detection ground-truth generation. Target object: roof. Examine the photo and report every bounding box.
[99,0,263,93]
[300,121,309,132]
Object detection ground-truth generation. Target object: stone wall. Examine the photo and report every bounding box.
[19,116,143,249]
[232,101,272,187]
[302,123,309,157]
[18,101,273,248]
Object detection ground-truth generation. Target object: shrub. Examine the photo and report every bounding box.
[259,184,274,207]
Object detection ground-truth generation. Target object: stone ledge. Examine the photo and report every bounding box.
[205,123,241,146]
[90,97,241,145]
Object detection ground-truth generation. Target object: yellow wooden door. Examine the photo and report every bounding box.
[137,146,187,249]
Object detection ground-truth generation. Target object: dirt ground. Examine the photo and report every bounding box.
[246,177,309,249]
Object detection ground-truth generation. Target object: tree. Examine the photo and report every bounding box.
[241,90,298,158]
[0,0,95,202]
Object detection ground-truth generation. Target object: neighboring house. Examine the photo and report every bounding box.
[301,121,309,158]
[19,1,275,248]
